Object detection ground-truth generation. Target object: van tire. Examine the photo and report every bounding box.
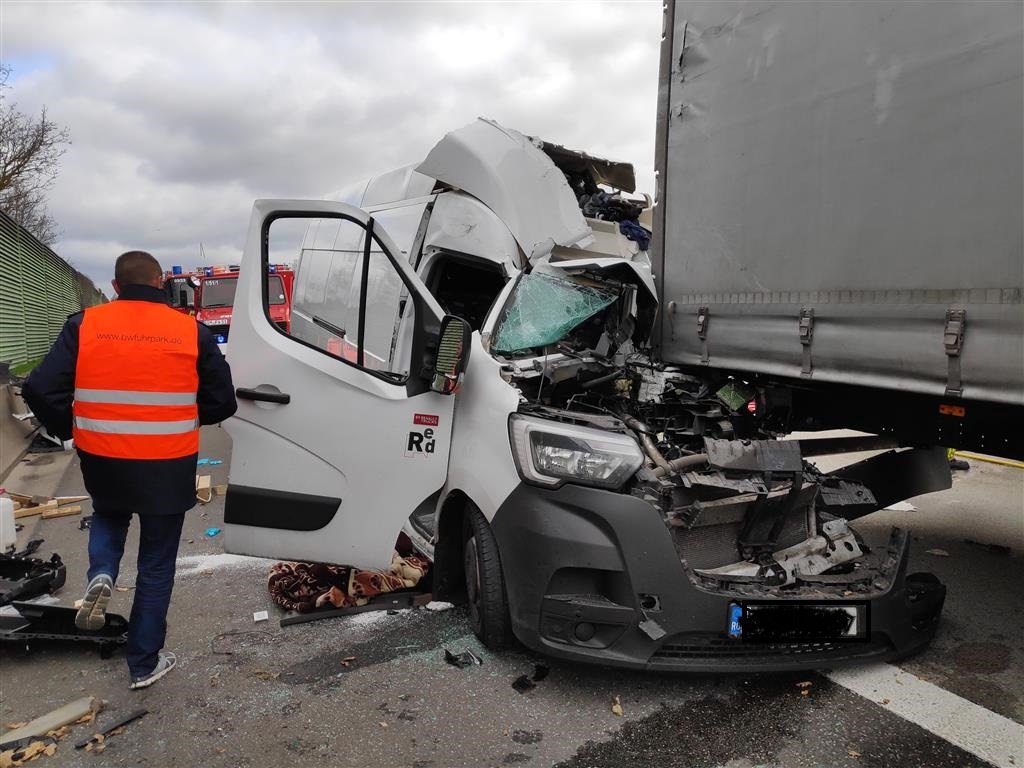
[464,506,514,649]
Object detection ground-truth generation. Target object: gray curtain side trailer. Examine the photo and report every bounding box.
[652,0,1024,459]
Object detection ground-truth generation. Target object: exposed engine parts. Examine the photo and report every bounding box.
[510,342,951,598]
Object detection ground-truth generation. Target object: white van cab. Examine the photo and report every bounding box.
[223,119,945,670]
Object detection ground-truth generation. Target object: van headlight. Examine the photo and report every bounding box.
[509,414,644,490]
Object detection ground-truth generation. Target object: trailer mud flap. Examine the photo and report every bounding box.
[830,447,951,517]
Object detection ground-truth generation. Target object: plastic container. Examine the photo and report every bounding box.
[0,497,16,553]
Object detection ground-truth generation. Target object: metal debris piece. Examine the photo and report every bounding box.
[74,709,148,749]
[511,675,536,693]
[443,648,482,669]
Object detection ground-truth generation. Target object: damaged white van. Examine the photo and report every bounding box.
[223,119,947,670]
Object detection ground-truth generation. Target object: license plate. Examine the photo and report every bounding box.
[727,601,869,642]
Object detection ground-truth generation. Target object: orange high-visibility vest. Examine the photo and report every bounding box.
[73,300,200,460]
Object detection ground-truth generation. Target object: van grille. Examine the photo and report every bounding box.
[650,632,891,665]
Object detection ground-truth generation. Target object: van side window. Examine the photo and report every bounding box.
[266,216,414,382]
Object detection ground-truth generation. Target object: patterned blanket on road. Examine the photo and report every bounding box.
[268,542,429,613]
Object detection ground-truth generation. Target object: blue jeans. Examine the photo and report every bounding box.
[88,510,185,678]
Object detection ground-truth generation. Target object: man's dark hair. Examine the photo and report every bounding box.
[115,251,163,286]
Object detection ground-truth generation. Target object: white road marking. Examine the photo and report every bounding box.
[827,663,1023,768]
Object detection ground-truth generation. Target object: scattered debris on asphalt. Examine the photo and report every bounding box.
[0,697,96,750]
[443,648,483,668]
[196,458,223,466]
[611,696,624,716]
[4,493,88,521]
[195,475,212,504]
[0,548,66,606]
[511,664,549,692]
[205,527,221,537]
[340,656,356,668]
[252,610,269,623]
[882,501,917,512]
[925,548,950,557]
[214,484,228,496]
[796,681,813,697]
[511,675,535,693]
[424,601,454,612]
[0,601,127,655]
[39,505,81,520]
[74,708,148,750]
[279,593,425,627]
[0,736,58,764]
[11,540,42,559]
[78,516,92,531]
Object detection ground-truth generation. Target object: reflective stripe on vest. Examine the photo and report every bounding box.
[74,388,198,406]
[74,417,200,435]
[73,300,201,460]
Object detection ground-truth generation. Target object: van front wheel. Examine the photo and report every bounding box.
[464,507,514,649]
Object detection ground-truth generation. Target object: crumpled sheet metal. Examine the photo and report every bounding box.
[492,272,616,354]
[416,118,593,262]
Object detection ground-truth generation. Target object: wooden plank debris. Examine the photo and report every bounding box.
[4,492,90,519]
[41,505,82,520]
[196,475,212,504]
[56,496,89,506]
[0,697,95,748]
[14,500,57,520]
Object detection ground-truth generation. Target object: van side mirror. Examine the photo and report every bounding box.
[430,315,472,395]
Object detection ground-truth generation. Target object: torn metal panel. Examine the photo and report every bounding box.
[360,164,436,208]
[420,191,522,274]
[416,118,593,262]
[830,446,951,514]
[817,480,878,519]
[544,254,658,312]
[695,519,864,587]
[535,139,637,193]
[704,438,803,473]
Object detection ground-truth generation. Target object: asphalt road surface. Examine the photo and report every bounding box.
[2,426,1021,767]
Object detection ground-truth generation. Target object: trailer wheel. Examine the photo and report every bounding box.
[464,506,514,649]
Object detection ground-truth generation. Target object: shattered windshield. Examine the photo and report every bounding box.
[492,271,617,354]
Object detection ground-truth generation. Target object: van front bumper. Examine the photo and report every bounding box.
[489,483,944,672]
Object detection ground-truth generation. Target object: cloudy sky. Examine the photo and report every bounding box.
[2,1,662,294]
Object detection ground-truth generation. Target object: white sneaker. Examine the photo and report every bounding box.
[129,651,177,690]
[75,574,113,630]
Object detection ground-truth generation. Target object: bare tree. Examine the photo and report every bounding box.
[0,65,70,245]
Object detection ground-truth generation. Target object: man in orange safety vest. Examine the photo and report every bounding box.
[24,251,237,689]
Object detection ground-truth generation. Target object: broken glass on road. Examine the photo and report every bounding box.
[492,271,617,354]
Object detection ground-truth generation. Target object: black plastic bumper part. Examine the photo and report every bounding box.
[490,483,943,672]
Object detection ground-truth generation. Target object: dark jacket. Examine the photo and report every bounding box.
[22,284,237,515]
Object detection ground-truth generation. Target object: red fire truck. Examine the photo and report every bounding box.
[195,264,294,348]
[163,268,202,315]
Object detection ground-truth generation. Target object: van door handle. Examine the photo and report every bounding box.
[236,387,291,404]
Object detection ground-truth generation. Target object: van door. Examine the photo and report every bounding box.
[223,199,457,569]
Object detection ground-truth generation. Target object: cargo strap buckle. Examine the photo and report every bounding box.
[944,309,966,397]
